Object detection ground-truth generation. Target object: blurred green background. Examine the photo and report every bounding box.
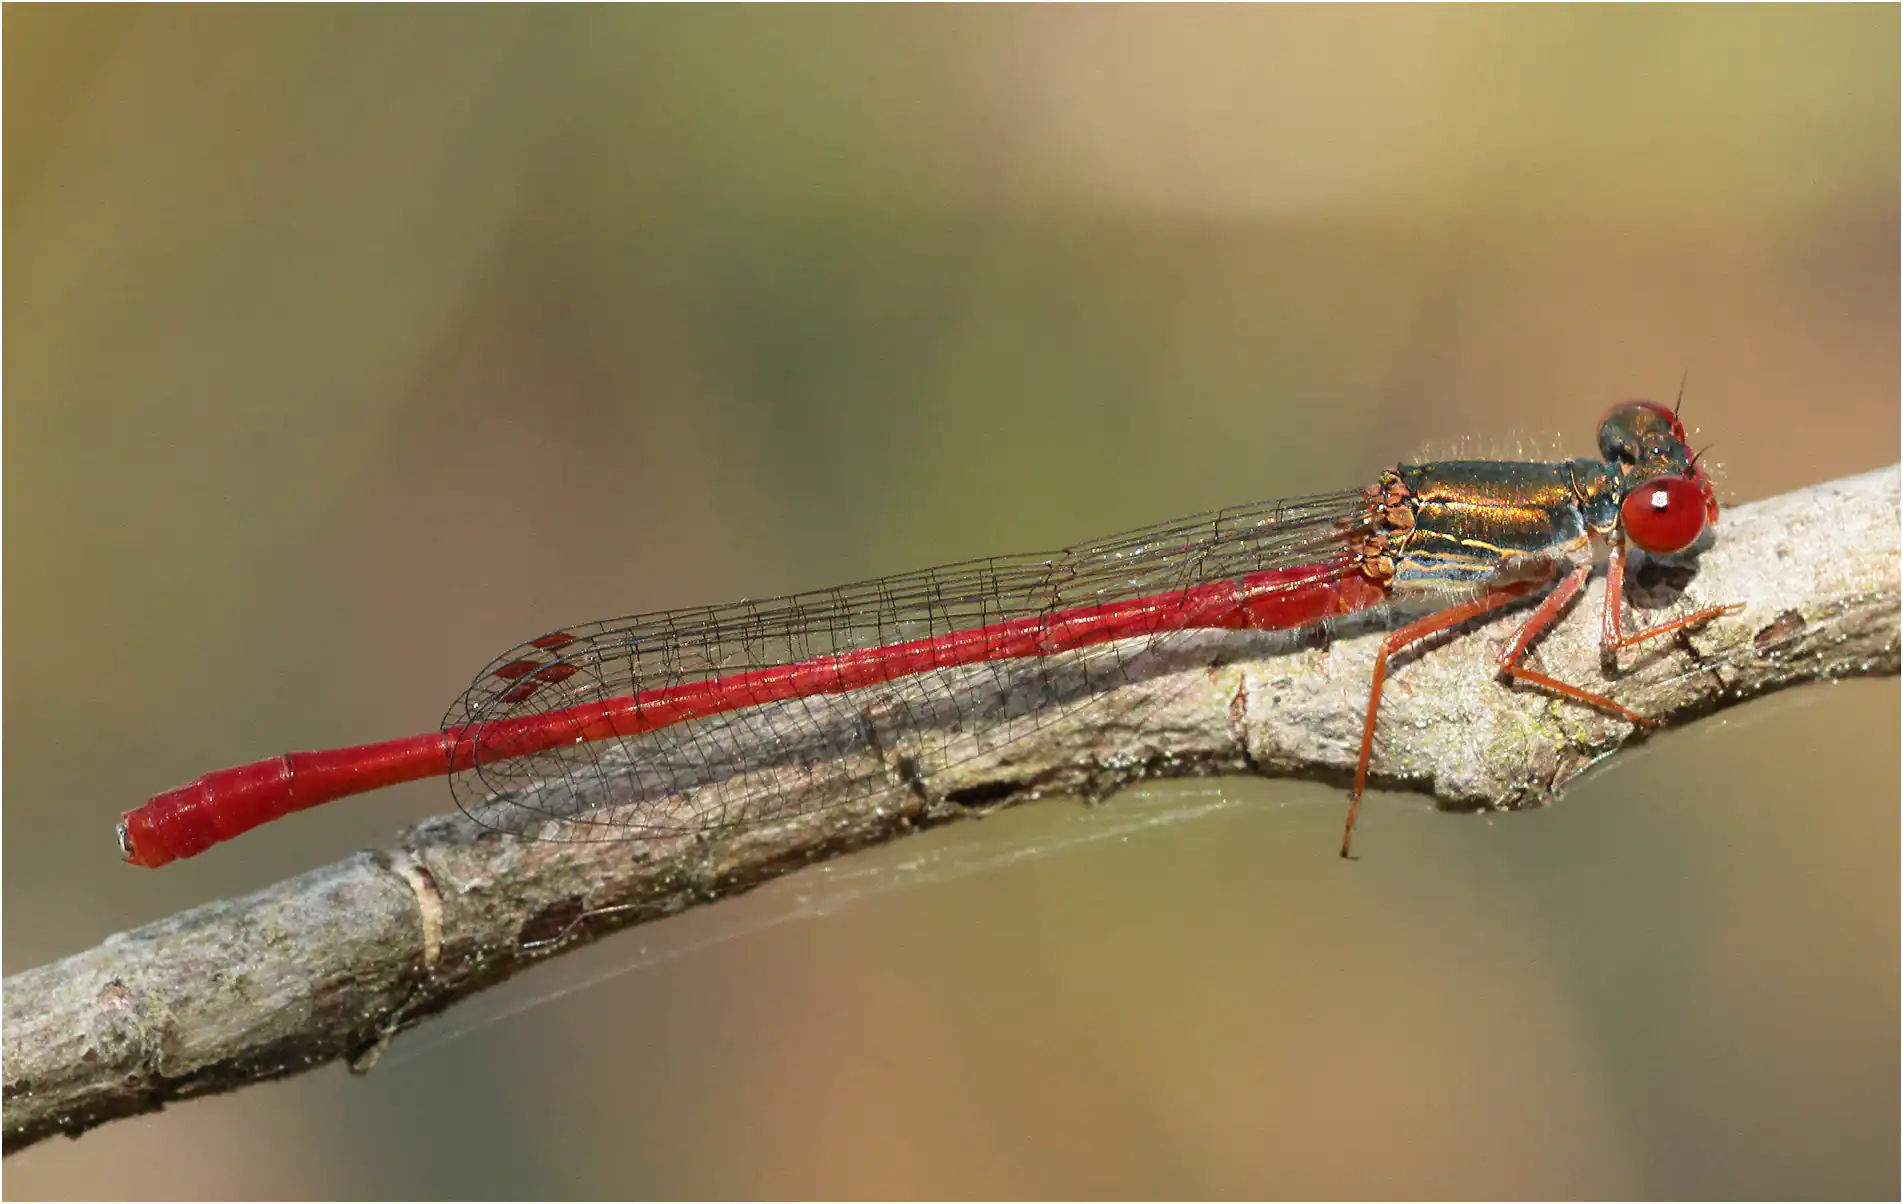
[7,7,1898,1198]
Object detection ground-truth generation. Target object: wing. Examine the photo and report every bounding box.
[442,490,1373,842]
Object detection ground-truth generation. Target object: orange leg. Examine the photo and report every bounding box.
[1601,537,1743,655]
[1343,579,1543,859]
[1344,550,1738,859]
[1492,562,1653,724]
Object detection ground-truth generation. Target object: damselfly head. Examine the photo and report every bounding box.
[1598,399,1721,531]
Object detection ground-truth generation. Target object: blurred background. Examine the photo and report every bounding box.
[6,7,1897,1197]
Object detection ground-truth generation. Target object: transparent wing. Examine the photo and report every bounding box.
[443,489,1374,842]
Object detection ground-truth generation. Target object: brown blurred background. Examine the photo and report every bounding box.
[7,7,1897,1198]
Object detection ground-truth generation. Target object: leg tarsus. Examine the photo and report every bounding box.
[1601,534,1742,655]
[1606,602,1743,652]
[1500,663,1658,727]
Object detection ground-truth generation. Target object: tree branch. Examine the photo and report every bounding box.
[6,465,1897,1154]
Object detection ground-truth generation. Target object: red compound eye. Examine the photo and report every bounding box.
[1622,475,1708,555]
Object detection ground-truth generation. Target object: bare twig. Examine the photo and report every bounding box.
[5,466,1897,1154]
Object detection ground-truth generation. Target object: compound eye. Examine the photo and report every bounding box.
[1622,475,1708,555]
[1602,398,1687,437]
[1598,400,1689,464]
[1611,399,1678,427]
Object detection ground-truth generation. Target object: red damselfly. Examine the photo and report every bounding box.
[120,400,1738,867]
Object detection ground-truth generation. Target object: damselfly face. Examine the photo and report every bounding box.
[1598,399,1721,554]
